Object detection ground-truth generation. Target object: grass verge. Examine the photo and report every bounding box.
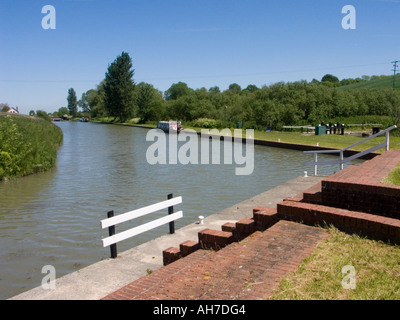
[182,125,400,153]
[0,113,63,180]
[381,162,400,186]
[269,226,400,300]
[98,117,400,153]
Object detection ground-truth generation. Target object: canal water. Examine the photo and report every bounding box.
[0,122,358,299]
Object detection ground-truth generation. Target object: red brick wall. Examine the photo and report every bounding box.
[277,200,400,244]
[321,181,400,219]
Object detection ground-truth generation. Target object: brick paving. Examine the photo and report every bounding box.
[328,149,400,185]
[102,221,328,300]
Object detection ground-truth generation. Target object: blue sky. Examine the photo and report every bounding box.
[0,0,399,114]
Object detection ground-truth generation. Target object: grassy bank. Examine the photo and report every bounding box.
[269,226,400,300]
[182,125,400,153]
[0,113,63,180]
[94,117,400,153]
[252,130,400,152]
[382,162,400,186]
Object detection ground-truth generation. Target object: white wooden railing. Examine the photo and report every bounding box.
[100,194,183,258]
[304,125,397,176]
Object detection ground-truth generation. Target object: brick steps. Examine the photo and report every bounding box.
[163,207,278,266]
[293,150,400,219]
[104,221,329,300]
[275,150,400,243]
[301,182,322,204]
[199,229,234,250]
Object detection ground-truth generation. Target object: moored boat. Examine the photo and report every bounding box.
[157,121,183,134]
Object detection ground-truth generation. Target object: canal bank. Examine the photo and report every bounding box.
[9,175,323,300]
[110,122,381,160]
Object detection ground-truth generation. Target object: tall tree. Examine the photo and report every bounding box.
[67,88,78,116]
[104,52,136,121]
[57,107,69,117]
[164,82,191,101]
[0,103,10,112]
[321,74,339,86]
[78,92,90,113]
[136,82,156,123]
[228,83,242,93]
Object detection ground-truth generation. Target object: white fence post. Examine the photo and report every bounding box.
[314,153,318,176]
[101,195,183,258]
[168,193,175,234]
[386,130,390,152]
[340,151,344,171]
[107,210,117,259]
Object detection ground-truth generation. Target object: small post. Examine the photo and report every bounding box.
[386,130,390,151]
[107,210,117,259]
[314,153,318,176]
[168,193,175,234]
[340,151,344,170]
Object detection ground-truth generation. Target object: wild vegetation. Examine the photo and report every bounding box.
[0,113,63,181]
[50,53,400,135]
[53,52,400,136]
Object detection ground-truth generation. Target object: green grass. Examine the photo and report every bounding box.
[106,117,400,153]
[269,226,400,300]
[181,125,400,153]
[338,74,400,91]
[0,113,63,180]
[382,162,400,186]
[253,130,400,152]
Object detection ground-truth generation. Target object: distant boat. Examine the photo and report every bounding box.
[80,117,90,122]
[157,121,183,134]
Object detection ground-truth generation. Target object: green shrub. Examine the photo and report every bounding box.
[0,114,63,180]
[192,118,219,128]
[36,110,51,122]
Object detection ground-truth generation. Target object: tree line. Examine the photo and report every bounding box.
[61,52,400,130]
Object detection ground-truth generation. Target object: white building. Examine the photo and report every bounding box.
[6,107,19,114]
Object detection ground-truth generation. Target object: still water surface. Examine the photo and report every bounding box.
[0,122,355,299]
